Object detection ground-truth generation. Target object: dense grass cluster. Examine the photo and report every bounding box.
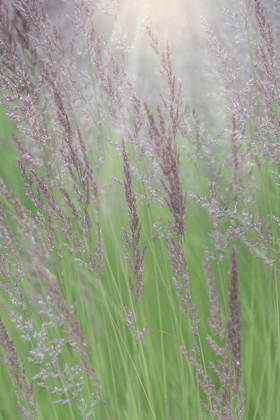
[0,0,279,419]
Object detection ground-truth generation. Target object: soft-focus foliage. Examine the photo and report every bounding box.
[0,0,279,419]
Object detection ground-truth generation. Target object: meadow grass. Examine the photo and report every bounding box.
[0,1,279,419]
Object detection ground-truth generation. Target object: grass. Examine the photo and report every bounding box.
[0,1,279,419]
[0,107,279,419]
